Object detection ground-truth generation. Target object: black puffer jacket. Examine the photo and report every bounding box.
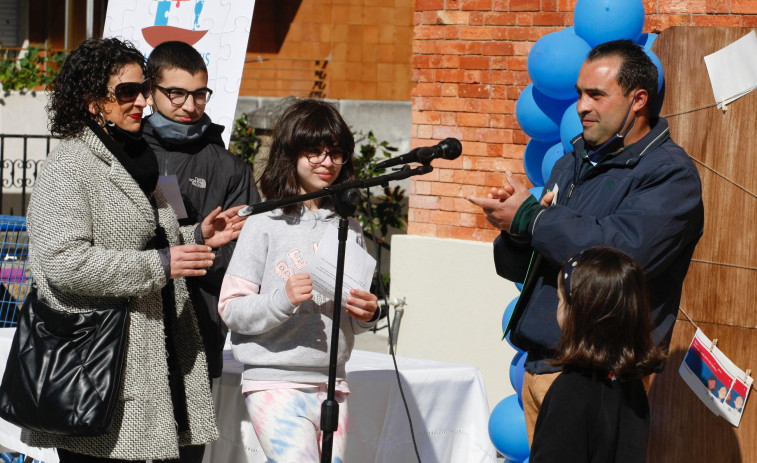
[144,117,261,377]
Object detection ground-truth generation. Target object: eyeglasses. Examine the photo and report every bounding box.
[304,147,349,166]
[155,85,213,106]
[110,80,151,103]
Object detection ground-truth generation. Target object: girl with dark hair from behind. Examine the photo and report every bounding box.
[530,246,665,463]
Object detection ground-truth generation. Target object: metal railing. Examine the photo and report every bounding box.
[0,135,55,216]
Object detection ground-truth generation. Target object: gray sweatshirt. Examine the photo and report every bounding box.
[219,206,377,383]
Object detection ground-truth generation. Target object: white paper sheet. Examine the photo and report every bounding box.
[679,328,753,427]
[158,174,188,219]
[704,30,757,109]
[302,225,376,306]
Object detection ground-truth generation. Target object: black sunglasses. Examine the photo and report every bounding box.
[110,80,151,103]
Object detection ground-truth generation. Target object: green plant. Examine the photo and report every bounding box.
[228,113,260,167]
[352,131,407,298]
[352,130,406,238]
[0,45,67,92]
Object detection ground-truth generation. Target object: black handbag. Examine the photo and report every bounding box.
[0,287,129,436]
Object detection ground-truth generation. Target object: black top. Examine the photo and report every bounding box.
[530,369,650,463]
[143,118,261,378]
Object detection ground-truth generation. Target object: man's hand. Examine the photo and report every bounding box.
[285,273,313,306]
[169,244,215,279]
[541,191,555,207]
[201,205,248,248]
[466,172,533,232]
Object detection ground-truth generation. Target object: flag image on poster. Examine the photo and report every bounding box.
[679,328,753,427]
[103,0,256,146]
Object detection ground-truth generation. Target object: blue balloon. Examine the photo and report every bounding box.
[559,101,581,153]
[509,350,527,394]
[643,48,665,93]
[574,0,645,47]
[523,139,551,187]
[638,32,658,49]
[515,84,569,142]
[505,331,517,349]
[528,31,591,100]
[502,296,519,333]
[541,142,565,186]
[488,395,531,461]
[529,186,543,201]
[514,281,523,292]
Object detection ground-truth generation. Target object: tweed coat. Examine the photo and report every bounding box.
[22,126,219,460]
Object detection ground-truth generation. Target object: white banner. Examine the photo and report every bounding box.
[104,0,256,145]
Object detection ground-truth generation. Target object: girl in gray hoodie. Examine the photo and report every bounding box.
[219,99,380,462]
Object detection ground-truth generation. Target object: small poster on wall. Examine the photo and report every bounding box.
[103,0,257,146]
[679,328,752,427]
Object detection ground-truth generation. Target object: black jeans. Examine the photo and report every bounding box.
[57,445,205,463]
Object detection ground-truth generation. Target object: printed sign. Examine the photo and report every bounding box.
[679,328,752,427]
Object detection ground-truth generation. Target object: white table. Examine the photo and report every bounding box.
[0,329,496,462]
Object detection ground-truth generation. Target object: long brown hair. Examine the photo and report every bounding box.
[259,99,356,215]
[553,246,665,380]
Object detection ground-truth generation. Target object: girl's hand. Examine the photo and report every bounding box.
[286,273,313,306]
[345,288,379,322]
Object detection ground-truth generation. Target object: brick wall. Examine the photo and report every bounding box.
[240,0,414,100]
[409,0,757,242]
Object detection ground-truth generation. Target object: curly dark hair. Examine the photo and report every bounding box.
[553,246,665,381]
[47,38,146,139]
[259,99,356,215]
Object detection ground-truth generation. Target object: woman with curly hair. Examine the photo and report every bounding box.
[23,37,241,462]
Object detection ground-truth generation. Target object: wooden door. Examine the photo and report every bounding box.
[648,26,757,462]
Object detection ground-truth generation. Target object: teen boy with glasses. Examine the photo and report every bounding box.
[142,40,261,463]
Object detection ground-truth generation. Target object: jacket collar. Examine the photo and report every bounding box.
[571,117,671,168]
[143,114,226,151]
[79,126,156,223]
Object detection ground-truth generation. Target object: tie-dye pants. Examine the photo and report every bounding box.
[244,386,349,463]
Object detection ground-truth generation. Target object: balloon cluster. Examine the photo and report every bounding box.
[489,1,660,461]
[513,0,664,190]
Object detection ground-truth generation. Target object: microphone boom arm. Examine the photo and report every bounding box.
[238,164,433,217]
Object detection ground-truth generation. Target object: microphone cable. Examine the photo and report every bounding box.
[362,167,422,463]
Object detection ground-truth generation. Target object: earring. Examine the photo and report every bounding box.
[98,110,115,129]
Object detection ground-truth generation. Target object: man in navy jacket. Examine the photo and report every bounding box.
[468,40,704,442]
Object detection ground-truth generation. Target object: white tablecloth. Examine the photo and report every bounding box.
[0,328,496,462]
[207,350,497,463]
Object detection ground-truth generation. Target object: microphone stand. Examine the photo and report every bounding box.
[239,164,434,462]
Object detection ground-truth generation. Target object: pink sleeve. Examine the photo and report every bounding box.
[218,274,260,321]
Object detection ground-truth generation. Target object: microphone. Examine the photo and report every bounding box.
[374,138,462,170]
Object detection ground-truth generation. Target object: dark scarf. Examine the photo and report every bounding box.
[88,119,191,429]
[86,119,159,195]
